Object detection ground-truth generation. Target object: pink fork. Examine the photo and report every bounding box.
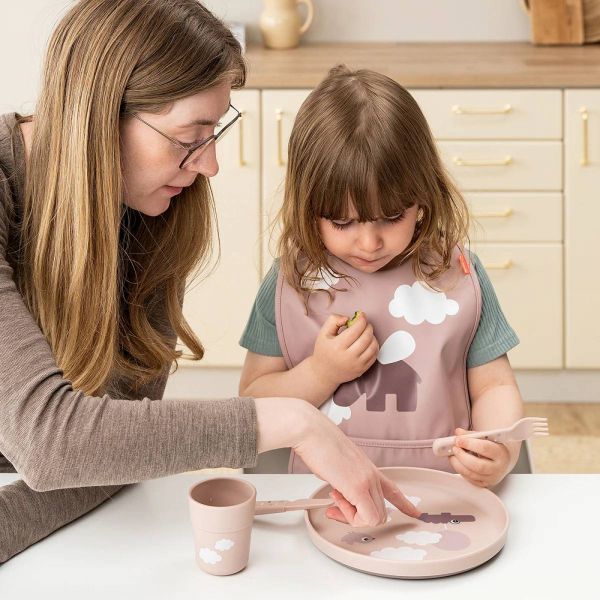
[432,417,549,457]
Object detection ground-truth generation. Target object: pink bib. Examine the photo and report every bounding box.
[276,248,482,473]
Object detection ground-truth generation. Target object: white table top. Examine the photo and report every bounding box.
[0,472,597,599]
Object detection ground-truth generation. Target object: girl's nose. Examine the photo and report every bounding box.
[184,141,219,178]
[357,224,383,253]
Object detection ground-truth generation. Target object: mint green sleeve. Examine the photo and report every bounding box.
[239,261,283,357]
[238,254,518,366]
[466,252,520,368]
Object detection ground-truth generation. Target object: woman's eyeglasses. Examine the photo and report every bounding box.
[132,103,241,169]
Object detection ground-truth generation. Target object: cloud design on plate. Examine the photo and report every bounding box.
[389,281,459,325]
[198,548,222,565]
[370,546,427,561]
[320,397,351,425]
[396,530,442,546]
[214,539,234,551]
[378,331,416,365]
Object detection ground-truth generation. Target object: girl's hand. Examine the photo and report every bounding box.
[449,427,512,488]
[310,313,379,387]
[290,401,421,527]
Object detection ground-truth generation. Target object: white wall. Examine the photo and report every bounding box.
[204,0,531,44]
[1,1,531,111]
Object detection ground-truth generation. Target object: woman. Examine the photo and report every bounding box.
[0,0,419,563]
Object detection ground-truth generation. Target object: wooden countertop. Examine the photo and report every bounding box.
[245,42,600,89]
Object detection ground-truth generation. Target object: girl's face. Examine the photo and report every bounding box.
[120,82,232,217]
[318,204,419,273]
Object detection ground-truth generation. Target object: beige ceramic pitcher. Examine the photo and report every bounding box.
[259,0,314,49]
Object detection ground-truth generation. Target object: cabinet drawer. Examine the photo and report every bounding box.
[472,243,563,369]
[411,90,562,140]
[438,141,562,191]
[467,193,562,242]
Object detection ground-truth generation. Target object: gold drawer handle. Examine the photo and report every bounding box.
[452,104,512,115]
[276,109,285,167]
[472,208,514,218]
[239,110,246,167]
[483,260,513,270]
[580,107,589,167]
[453,156,512,167]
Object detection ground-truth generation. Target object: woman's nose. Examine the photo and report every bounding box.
[184,141,219,178]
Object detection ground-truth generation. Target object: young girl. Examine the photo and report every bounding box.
[240,65,524,489]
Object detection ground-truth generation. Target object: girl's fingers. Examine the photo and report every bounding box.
[358,338,379,364]
[455,436,499,462]
[348,324,374,356]
[452,445,494,476]
[449,455,487,487]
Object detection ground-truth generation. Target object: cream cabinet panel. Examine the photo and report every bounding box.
[411,90,562,140]
[472,243,563,369]
[182,90,261,367]
[438,141,562,191]
[565,90,600,368]
[467,193,562,242]
[261,90,311,276]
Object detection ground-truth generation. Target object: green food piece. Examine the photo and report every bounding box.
[346,311,361,328]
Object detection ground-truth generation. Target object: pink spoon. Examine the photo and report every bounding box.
[254,498,335,515]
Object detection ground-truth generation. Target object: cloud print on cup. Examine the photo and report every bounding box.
[199,538,235,565]
[389,282,459,325]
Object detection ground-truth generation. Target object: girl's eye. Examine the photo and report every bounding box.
[384,212,406,224]
[330,220,353,230]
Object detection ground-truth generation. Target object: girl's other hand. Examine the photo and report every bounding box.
[309,312,379,387]
[449,427,512,488]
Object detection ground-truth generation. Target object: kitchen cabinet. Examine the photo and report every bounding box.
[261,90,311,276]
[257,88,563,369]
[565,90,600,368]
[178,72,591,371]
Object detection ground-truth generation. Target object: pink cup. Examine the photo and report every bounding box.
[188,477,256,576]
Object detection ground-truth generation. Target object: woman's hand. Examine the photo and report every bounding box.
[291,401,421,526]
[309,313,379,387]
[449,427,512,488]
[254,397,420,528]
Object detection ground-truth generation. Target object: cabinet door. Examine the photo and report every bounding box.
[473,243,563,369]
[181,90,261,367]
[261,90,311,276]
[565,91,600,368]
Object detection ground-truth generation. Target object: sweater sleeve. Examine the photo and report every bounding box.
[0,168,257,493]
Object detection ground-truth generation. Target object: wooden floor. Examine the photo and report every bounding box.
[524,403,600,473]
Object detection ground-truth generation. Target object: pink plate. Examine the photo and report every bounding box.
[304,466,509,578]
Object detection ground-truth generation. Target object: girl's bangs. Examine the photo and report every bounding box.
[312,144,416,221]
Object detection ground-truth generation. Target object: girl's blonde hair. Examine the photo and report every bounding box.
[15,0,245,396]
[277,65,469,296]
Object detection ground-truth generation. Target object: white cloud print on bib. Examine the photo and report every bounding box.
[321,280,460,425]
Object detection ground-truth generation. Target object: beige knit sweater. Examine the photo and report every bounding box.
[0,113,257,562]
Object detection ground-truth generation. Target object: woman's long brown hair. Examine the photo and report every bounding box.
[16,0,245,395]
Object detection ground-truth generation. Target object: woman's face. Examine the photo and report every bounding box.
[120,82,231,217]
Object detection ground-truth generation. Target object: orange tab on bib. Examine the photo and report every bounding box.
[459,253,471,275]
